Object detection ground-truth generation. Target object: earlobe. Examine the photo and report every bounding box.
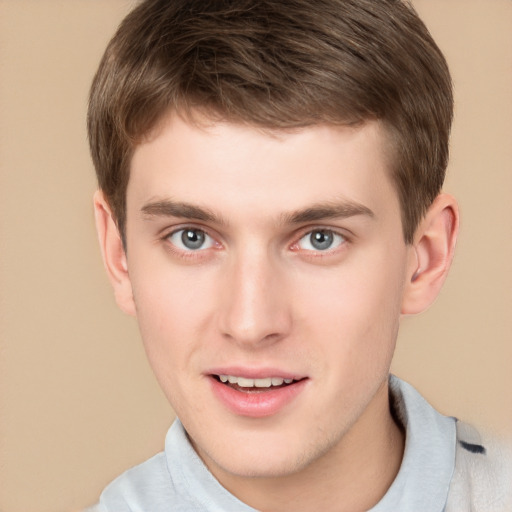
[401,193,459,315]
[93,190,136,316]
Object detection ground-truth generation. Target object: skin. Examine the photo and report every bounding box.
[95,114,458,511]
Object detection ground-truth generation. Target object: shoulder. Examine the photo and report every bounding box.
[101,452,169,501]
[80,452,167,512]
[97,452,171,511]
[90,451,200,512]
[446,420,512,512]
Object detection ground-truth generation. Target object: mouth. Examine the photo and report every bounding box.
[208,371,308,417]
[212,374,302,392]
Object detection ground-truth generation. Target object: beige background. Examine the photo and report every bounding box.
[0,1,510,510]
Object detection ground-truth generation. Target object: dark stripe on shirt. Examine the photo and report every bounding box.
[459,440,486,455]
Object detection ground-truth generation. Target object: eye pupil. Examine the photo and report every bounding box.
[310,230,333,250]
[181,229,205,249]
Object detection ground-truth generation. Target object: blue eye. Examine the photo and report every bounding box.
[297,229,345,251]
[167,228,215,251]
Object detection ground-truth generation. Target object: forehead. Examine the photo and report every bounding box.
[127,114,399,225]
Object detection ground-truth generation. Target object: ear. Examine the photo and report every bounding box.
[401,193,459,315]
[93,190,136,316]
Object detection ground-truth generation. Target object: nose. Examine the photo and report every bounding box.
[218,247,292,348]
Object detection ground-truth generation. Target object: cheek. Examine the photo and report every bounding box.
[295,250,406,364]
[132,257,214,330]
[129,265,215,386]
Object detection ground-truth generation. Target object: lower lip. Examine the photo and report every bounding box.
[209,377,308,418]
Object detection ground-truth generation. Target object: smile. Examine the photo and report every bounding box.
[209,372,308,417]
[216,375,295,389]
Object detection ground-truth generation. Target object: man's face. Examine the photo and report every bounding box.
[123,115,414,479]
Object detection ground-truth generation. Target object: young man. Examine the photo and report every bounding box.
[86,0,511,510]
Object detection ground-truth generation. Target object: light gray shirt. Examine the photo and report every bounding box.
[87,376,507,511]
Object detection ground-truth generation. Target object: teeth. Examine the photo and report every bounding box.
[238,377,255,387]
[254,378,272,388]
[218,375,294,388]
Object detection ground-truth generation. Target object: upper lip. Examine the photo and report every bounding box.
[207,366,306,380]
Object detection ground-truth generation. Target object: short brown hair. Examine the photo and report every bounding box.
[88,0,453,243]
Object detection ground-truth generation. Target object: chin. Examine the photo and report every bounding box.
[216,452,306,479]
[199,429,336,480]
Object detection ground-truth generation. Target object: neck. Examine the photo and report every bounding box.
[211,381,405,512]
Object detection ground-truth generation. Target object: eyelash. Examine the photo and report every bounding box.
[291,228,349,258]
[161,225,350,260]
[162,226,222,260]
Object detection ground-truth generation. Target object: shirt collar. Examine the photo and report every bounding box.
[370,375,456,511]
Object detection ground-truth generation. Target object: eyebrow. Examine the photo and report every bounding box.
[141,199,224,224]
[140,198,374,225]
[284,200,375,224]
